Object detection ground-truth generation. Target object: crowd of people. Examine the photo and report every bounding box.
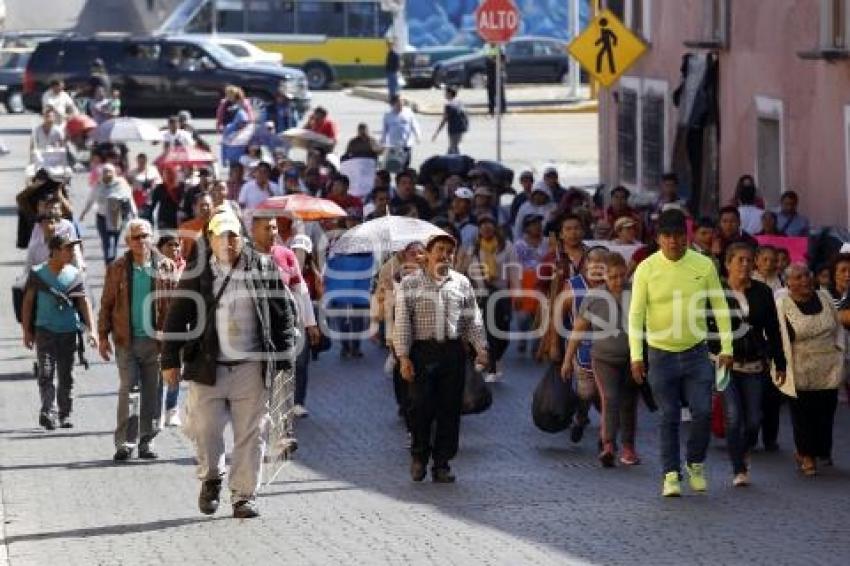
[14,78,850,519]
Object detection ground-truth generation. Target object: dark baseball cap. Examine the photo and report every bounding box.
[48,233,81,250]
[657,209,688,235]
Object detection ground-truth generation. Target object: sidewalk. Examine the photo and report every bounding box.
[349,84,598,115]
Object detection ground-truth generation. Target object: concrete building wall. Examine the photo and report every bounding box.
[600,0,850,228]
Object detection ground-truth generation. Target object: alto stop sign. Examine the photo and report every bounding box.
[476,0,520,44]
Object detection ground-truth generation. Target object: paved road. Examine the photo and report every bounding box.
[0,95,849,565]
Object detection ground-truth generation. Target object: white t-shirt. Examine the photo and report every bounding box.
[41,90,77,123]
[161,128,195,148]
[238,179,281,226]
[738,205,764,235]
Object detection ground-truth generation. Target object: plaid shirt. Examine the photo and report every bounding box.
[393,269,487,357]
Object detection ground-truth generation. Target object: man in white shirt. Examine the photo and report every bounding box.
[161,115,195,149]
[26,201,84,272]
[41,80,78,126]
[381,94,422,170]
[238,161,281,225]
[30,109,65,163]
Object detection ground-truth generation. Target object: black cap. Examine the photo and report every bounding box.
[657,209,688,235]
[48,233,81,251]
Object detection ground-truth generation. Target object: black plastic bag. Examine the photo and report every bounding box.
[462,362,492,415]
[532,364,578,433]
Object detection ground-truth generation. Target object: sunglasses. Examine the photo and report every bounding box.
[130,233,151,241]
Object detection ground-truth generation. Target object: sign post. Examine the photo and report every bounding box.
[475,0,519,162]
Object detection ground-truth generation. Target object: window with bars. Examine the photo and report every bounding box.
[618,88,638,185]
[641,92,665,189]
[631,0,645,39]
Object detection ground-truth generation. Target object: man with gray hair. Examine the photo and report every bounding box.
[98,218,177,461]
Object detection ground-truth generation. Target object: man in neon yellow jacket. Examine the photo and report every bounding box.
[629,209,734,497]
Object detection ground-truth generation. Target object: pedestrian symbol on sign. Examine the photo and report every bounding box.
[595,18,618,74]
[568,9,647,88]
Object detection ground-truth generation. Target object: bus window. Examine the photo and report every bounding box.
[245,0,295,34]
[216,0,245,33]
[185,1,213,33]
[297,1,345,36]
[346,2,376,37]
[378,7,393,37]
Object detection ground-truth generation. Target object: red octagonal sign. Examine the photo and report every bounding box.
[476,0,520,44]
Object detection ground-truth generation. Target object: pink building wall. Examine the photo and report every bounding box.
[600,0,850,227]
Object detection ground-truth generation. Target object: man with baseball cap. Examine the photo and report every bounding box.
[450,187,478,248]
[628,209,734,497]
[162,209,297,518]
[21,234,97,430]
[394,232,488,483]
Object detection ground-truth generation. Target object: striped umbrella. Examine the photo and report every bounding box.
[91,117,163,143]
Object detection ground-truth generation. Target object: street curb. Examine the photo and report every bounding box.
[346,87,598,116]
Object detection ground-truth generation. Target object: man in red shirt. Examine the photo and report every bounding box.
[327,174,363,217]
[307,106,338,147]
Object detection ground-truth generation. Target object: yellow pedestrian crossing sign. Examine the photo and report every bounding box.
[568,9,647,88]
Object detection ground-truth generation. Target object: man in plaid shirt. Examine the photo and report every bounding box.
[394,233,488,483]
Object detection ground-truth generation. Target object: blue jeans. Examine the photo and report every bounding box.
[294,332,310,405]
[95,214,120,264]
[647,343,714,474]
[722,370,765,474]
[387,71,399,99]
[165,382,180,411]
[335,305,368,354]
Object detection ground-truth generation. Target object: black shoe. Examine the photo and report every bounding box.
[432,466,456,483]
[351,349,364,359]
[232,499,260,519]
[113,447,132,462]
[764,443,780,453]
[570,423,586,444]
[39,412,56,431]
[198,479,222,515]
[138,445,158,459]
[410,459,427,482]
[58,417,73,429]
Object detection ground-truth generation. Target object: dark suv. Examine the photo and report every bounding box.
[23,34,310,116]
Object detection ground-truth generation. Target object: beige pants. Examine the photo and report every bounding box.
[187,362,268,501]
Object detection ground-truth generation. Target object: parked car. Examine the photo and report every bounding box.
[0,47,32,113]
[401,34,483,89]
[208,36,283,66]
[0,30,63,50]
[22,34,310,116]
[434,36,570,88]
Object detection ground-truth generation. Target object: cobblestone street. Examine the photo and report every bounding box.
[0,97,849,565]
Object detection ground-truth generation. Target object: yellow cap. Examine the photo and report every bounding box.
[207,210,242,236]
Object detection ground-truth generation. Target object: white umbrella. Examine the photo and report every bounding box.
[331,215,449,255]
[92,117,163,143]
[280,127,335,150]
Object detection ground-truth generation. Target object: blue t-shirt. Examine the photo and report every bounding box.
[33,264,82,334]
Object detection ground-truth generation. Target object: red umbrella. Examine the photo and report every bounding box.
[65,114,97,138]
[254,194,347,221]
[155,146,216,169]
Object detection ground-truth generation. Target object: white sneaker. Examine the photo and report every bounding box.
[681,407,692,422]
[733,472,751,487]
[164,408,181,427]
[483,373,500,383]
[292,404,309,418]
